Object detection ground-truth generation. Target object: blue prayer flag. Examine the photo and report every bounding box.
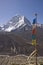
[33,18,36,24]
[32,35,36,40]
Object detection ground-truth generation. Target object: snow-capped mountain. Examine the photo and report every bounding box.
[0,15,42,32]
[2,15,31,32]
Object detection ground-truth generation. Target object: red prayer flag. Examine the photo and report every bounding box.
[32,29,36,34]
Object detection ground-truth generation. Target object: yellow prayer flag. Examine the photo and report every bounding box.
[32,39,36,45]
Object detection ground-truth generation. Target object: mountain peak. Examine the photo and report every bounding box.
[2,15,31,32]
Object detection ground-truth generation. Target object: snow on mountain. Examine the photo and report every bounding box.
[3,15,31,32]
[0,15,42,32]
[0,25,4,31]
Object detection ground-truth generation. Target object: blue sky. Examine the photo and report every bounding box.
[0,0,43,25]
